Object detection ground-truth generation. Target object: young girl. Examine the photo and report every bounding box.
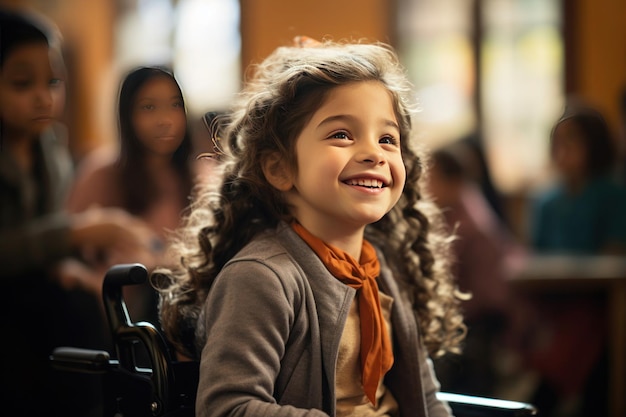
[531,101,626,253]
[155,39,465,417]
[67,66,196,323]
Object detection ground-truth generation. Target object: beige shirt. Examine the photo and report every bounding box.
[336,291,398,417]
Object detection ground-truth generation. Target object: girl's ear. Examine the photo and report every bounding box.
[262,152,294,191]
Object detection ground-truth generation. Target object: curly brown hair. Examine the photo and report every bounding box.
[153,39,465,359]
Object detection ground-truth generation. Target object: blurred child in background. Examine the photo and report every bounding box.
[0,8,156,416]
[426,145,524,398]
[66,66,196,325]
[527,101,626,416]
[531,101,626,253]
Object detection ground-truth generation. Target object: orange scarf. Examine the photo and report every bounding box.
[291,222,394,405]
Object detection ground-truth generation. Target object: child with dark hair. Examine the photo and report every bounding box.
[66,66,196,324]
[527,101,626,416]
[426,146,523,398]
[531,101,626,253]
[0,7,156,416]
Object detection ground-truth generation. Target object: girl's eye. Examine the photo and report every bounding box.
[142,104,155,110]
[173,100,184,108]
[11,79,32,89]
[49,78,63,87]
[380,135,399,145]
[329,131,350,140]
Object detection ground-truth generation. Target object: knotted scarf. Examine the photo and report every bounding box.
[292,222,394,405]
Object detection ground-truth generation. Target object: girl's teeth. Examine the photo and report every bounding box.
[348,179,383,188]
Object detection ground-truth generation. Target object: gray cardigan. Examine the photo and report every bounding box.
[196,222,451,417]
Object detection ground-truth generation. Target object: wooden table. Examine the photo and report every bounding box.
[510,255,626,417]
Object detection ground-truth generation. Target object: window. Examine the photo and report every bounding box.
[481,0,563,191]
[114,0,241,115]
[398,0,564,193]
[397,0,476,149]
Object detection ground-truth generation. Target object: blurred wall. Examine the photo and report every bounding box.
[239,0,393,66]
[568,0,626,131]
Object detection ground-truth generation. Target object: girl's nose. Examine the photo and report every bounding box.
[362,153,385,165]
[36,86,53,109]
[358,140,386,165]
[157,110,174,126]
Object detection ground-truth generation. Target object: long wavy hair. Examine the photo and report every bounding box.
[117,66,194,215]
[154,40,465,359]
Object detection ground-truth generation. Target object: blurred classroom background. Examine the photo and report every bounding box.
[1,1,625,417]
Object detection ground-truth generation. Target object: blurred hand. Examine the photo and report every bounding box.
[51,257,107,297]
[70,207,160,268]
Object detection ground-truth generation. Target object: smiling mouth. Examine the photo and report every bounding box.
[344,178,386,188]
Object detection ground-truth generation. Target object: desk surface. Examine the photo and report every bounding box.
[512,254,626,283]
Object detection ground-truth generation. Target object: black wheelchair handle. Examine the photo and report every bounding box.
[102,263,147,333]
[103,263,147,287]
[100,263,175,414]
[50,347,117,374]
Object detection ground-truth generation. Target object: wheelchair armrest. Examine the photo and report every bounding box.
[50,347,118,374]
[437,392,538,417]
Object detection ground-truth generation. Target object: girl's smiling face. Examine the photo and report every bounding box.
[283,80,406,240]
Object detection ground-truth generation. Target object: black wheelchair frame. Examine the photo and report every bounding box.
[50,264,538,417]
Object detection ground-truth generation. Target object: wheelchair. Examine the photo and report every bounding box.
[50,264,538,417]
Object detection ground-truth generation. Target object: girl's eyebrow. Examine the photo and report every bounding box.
[317,114,400,131]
